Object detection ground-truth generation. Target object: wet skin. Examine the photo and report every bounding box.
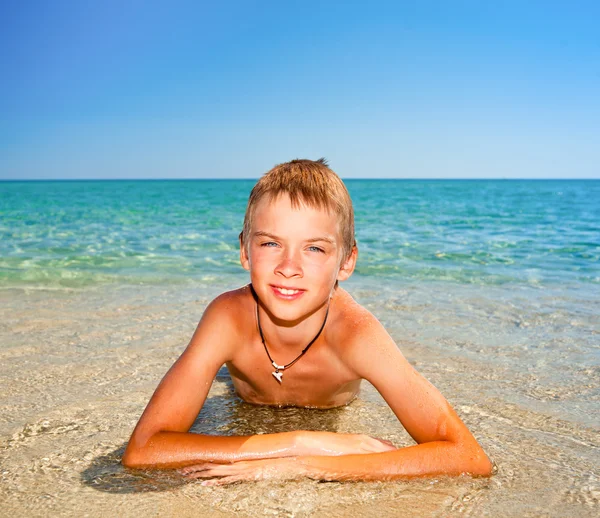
[227,286,363,409]
[229,194,365,407]
[123,195,493,483]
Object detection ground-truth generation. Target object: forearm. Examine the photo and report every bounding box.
[123,430,301,469]
[297,440,493,481]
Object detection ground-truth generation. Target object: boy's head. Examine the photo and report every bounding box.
[241,158,356,259]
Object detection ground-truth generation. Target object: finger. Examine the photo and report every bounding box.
[378,438,396,449]
[362,437,395,453]
[373,442,396,452]
[367,444,393,453]
[369,436,395,448]
[184,470,219,479]
[179,463,218,475]
[183,465,238,479]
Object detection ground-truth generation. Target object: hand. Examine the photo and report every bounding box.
[180,457,301,486]
[297,431,396,457]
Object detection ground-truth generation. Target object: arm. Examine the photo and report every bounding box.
[122,293,301,469]
[300,315,493,480]
[185,311,492,483]
[122,293,392,469]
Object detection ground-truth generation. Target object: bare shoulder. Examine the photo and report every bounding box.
[328,287,397,374]
[330,287,389,338]
[203,284,254,319]
[188,284,255,357]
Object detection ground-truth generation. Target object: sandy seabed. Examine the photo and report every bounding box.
[1,282,598,517]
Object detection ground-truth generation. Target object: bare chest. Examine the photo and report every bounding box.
[226,338,361,408]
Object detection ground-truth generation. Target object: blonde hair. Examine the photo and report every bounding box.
[241,158,355,258]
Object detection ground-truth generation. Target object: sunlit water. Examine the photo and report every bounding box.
[1,180,598,516]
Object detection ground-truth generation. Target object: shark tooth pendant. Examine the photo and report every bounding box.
[253,285,329,386]
[272,362,284,383]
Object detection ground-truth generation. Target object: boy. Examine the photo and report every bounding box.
[123,159,492,484]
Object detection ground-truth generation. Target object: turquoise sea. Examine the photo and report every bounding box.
[1,179,599,516]
[1,179,599,289]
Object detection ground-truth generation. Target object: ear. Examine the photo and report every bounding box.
[239,233,250,271]
[337,244,357,282]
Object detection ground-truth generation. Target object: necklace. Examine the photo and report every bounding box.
[251,285,329,384]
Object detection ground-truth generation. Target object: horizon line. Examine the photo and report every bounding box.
[1,177,599,182]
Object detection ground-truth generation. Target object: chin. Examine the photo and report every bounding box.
[252,288,310,321]
[262,300,311,325]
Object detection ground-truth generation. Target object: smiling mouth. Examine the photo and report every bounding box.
[271,286,304,296]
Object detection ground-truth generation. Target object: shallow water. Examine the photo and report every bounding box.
[1,281,598,517]
[1,180,599,288]
[1,179,598,516]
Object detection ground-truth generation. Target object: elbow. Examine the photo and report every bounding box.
[122,441,149,469]
[122,428,159,469]
[465,446,493,477]
[473,454,494,477]
[121,445,140,469]
[448,437,493,477]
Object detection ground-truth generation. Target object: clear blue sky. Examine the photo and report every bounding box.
[1,1,598,179]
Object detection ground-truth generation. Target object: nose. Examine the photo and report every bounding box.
[275,250,303,278]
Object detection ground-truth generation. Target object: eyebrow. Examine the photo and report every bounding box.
[253,231,336,245]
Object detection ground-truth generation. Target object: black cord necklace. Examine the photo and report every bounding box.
[251,285,329,384]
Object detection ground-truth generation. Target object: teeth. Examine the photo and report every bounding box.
[279,288,299,295]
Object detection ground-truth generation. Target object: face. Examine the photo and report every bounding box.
[240,194,356,323]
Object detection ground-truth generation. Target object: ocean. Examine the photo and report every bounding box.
[1,179,599,516]
[1,179,598,289]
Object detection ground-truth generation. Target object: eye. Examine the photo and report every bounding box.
[261,241,279,248]
[307,245,325,253]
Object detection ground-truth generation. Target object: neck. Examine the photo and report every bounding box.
[251,286,331,350]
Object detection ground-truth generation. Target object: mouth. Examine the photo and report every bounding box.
[270,285,305,299]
